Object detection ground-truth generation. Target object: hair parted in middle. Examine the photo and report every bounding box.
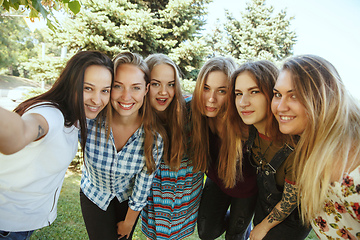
[222,60,287,188]
[145,53,186,169]
[191,56,237,181]
[112,51,167,173]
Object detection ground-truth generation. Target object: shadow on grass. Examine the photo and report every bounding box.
[31,169,318,240]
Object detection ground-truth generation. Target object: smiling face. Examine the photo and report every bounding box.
[271,69,308,135]
[202,70,228,118]
[83,65,112,119]
[149,64,175,112]
[234,71,268,134]
[111,64,148,119]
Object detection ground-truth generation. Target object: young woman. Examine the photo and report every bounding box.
[226,60,311,240]
[0,50,113,240]
[141,53,203,240]
[80,51,166,240]
[192,57,258,240]
[271,55,360,239]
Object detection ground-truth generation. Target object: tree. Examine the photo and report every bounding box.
[1,0,81,30]
[47,0,212,78]
[0,8,39,75]
[208,0,296,63]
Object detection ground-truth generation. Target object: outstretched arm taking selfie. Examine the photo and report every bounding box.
[0,106,49,155]
[250,181,298,240]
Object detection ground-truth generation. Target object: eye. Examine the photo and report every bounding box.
[218,89,227,95]
[84,86,92,91]
[204,86,210,91]
[113,84,121,89]
[251,90,260,94]
[133,86,141,90]
[273,92,281,98]
[102,89,110,94]
[151,82,160,87]
[168,83,175,87]
[235,92,243,96]
[290,94,297,99]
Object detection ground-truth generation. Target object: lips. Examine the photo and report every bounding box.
[156,98,168,105]
[119,102,135,110]
[86,104,101,112]
[241,110,254,116]
[279,115,295,122]
[206,106,217,112]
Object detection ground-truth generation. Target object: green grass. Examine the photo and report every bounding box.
[31,170,318,240]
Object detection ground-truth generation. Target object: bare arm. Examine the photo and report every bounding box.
[116,208,140,239]
[250,181,298,240]
[0,106,49,155]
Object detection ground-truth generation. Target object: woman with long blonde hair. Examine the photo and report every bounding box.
[192,57,258,240]
[141,53,203,240]
[272,54,360,239]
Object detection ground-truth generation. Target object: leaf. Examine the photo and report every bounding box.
[63,0,69,3]
[68,1,81,15]
[0,0,4,7]
[330,223,339,229]
[29,8,39,18]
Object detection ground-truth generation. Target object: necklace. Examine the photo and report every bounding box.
[256,133,273,173]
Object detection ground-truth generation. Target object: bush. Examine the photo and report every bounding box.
[21,57,67,84]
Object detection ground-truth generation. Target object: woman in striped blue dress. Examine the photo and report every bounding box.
[141,53,204,240]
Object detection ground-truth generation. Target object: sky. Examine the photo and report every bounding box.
[204,0,360,99]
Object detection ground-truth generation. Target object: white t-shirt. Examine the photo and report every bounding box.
[0,105,79,231]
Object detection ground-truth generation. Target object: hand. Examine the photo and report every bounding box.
[116,220,133,239]
[249,222,270,240]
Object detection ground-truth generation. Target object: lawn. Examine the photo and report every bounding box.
[31,169,318,240]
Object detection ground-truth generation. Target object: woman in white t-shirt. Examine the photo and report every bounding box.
[0,51,114,240]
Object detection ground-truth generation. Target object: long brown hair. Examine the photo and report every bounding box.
[223,60,285,187]
[191,56,237,177]
[14,50,114,155]
[112,52,168,173]
[145,53,186,169]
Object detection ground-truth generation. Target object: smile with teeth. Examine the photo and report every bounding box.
[280,115,295,121]
[156,98,168,105]
[119,102,135,110]
[86,104,100,112]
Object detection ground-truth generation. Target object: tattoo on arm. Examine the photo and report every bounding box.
[36,125,45,139]
[267,182,298,223]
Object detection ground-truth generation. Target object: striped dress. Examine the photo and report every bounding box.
[141,96,204,240]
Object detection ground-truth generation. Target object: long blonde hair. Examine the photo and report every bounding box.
[283,54,360,224]
[145,53,186,169]
[224,60,286,187]
[112,52,168,174]
[191,57,237,179]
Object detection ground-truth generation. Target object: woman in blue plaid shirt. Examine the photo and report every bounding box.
[80,52,167,240]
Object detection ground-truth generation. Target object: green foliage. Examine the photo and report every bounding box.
[207,0,296,63]
[181,79,196,93]
[0,9,38,71]
[1,0,81,30]
[48,0,212,78]
[22,57,67,84]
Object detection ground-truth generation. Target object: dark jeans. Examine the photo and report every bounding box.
[197,178,257,240]
[80,190,139,240]
[0,230,33,240]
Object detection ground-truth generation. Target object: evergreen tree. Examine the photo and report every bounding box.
[49,0,212,78]
[209,0,296,63]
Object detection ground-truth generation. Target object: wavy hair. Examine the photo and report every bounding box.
[282,54,360,224]
[223,60,285,187]
[15,50,114,156]
[145,53,186,169]
[112,52,167,173]
[191,56,237,179]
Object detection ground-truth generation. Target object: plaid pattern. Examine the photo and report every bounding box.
[81,118,163,211]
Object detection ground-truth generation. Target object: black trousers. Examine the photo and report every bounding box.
[80,190,139,240]
[197,178,257,240]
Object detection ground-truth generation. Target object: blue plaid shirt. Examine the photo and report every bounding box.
[80,118,163,211]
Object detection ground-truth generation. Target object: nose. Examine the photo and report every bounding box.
[121,88,131,101]
[159,85,167,95]
[208,91,216,103]
[239,94,250,108]
[91,92,101,105]
[276,97,289,112]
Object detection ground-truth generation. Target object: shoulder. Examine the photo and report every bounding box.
[24,104,64,128]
